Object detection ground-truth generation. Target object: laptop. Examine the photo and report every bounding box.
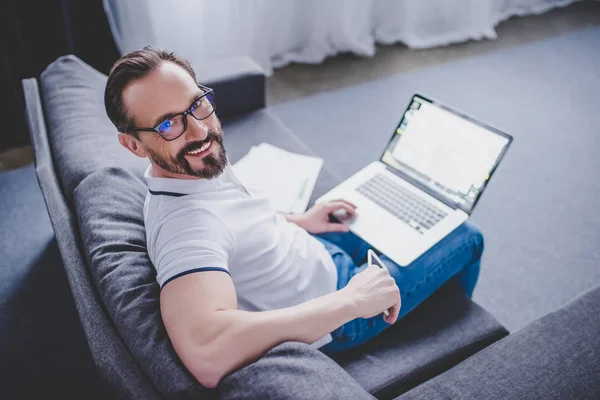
[317,94,513,266]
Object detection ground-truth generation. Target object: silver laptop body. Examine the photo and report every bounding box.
[317,94,513,266]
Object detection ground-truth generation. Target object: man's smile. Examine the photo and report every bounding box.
[185,139,213,158]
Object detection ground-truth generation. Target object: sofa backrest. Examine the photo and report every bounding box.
[23,74,166,399]
[39,55,149,202]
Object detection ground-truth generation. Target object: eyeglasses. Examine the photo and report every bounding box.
[131,84,216,141]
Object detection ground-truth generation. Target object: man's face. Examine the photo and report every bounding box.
[121,62,227,180]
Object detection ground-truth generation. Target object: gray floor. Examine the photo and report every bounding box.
[269,15,600,334]
[268,0,600,105]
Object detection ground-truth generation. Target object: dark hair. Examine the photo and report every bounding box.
[104,46,197,133]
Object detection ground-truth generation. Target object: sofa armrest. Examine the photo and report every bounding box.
[23,77,164,399]
[396,284,600,400]
[195,56,266,120]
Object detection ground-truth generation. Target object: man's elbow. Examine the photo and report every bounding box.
[196,369,224,389]
[187,345,260,388]
[183,340,237,389]
[188,354,227,389]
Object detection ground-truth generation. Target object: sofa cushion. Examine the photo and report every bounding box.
[40,55,149,200]
[219,342,374,400]
[74,167,204,398]
[395,284,600,400]
[334,284,508,399]
[195,56,266,121]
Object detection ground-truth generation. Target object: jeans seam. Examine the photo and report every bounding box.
[405,235,481,297]
[405,261,445,297]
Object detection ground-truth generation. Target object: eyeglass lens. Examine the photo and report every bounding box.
[157,92,215,139]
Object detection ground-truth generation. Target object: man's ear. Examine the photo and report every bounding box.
[118,132,149,158]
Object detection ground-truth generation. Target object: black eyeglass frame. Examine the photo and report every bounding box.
[130,84,216,141]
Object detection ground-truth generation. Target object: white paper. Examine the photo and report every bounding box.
[232,143,323,213]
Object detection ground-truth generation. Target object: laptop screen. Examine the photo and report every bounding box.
[381,95,512,213]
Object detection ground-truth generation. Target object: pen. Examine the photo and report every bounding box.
[368,249,391,317]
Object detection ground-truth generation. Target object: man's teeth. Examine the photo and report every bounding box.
[187,141,211,155]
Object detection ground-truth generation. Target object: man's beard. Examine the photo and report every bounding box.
[149,129,228,179]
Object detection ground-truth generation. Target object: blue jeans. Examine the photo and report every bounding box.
[314,222,483,354]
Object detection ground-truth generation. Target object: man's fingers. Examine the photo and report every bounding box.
[385,300,401,324]
[325,200,357,216]
[329,199,357,209]
[365,263,385,274]
[326,223,350,233]
[391,299,401,322]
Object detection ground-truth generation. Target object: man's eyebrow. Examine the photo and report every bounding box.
[151,90,204,127]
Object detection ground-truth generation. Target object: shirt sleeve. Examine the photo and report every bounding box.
[150,207,236,288]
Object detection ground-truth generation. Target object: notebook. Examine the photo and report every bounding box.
[232,143,323,213]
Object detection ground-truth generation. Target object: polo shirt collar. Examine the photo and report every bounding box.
[144,164,234,196]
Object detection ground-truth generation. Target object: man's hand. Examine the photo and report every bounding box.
[341,264,401,324]
[287,199,357,234]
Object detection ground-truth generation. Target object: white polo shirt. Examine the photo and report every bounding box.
[143,164,338,347]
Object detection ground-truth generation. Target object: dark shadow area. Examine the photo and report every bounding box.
[0,239,117,399]
[0,0,119,152]
[0,166,118,399]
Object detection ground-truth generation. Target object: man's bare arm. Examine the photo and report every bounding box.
[161,266,399,388]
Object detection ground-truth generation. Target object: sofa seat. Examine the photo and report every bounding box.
[335,285,506,399]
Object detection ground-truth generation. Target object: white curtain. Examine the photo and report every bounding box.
[104,0,578,75]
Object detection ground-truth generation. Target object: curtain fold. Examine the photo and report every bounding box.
[103,0,578,75]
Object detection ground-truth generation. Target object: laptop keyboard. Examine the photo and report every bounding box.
[356,173,448,234]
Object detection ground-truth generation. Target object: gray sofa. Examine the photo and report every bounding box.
[22,55,599,399]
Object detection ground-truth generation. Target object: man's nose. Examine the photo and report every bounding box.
[184,114,209,141]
